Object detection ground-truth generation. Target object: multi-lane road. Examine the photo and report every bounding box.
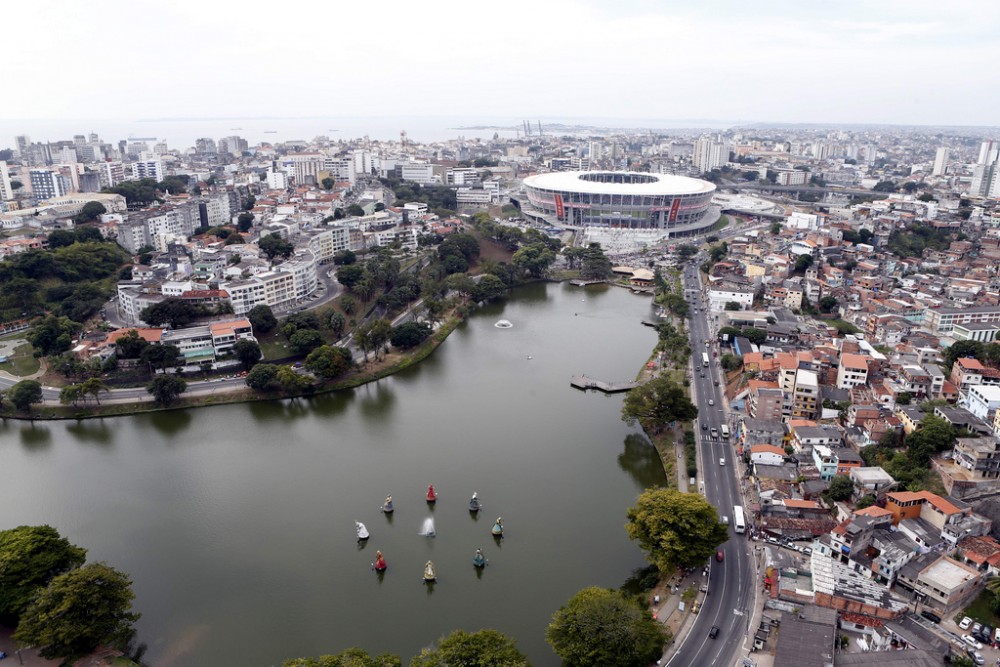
[667,261,756,667]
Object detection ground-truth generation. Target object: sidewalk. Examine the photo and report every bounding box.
[648,568,710,662]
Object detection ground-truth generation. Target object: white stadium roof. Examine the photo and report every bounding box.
[523,171,715,196]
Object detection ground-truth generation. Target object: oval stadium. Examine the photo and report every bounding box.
[519,171,719,237]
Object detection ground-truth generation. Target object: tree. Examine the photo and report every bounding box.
[289,329,325,355]
[78,201,107,221]
[305,345,353,379]
[10,179,22,190]
[141,344,183,373]
[60,384,83,407]
[146,375,187,405]
[470,274,508,303]
[896,391,912,406]
[724,301,741,311]
[2,276,42,313]
[390,321,432,350]
[141,298,205,329]
[237,212,255,232]
[793,254,814,274]
[945,340,984,370]
[545,587,666,667]
[741,327,767,345]
[873,180,898,192]
[9,380,43,412]
[80,377,108,405]
[248,304,278,334]
[717,326,741,340]
[949,656,976,667]
[720,353,740,371]
[340,295,357,315]
[333,250,357,266]
[337,264,365,290]
[0,525,87,623]
[27,315,80,356]
[826,475,855,502]
[113,329,149,360]
[328,312,346,339]
[625,488,729,572]
[819,295,839,314]
[233,339,262,370]
[282,648,401,667]
[276,365,312,392]
[905,415,957,466]
[246,364,280,391]
[347,204,366,217]
[512,243,556,279]
[14,562,140,661]
[621,376,698,435]
[321,177,335,190]
[259,233,294,261]
[412,629,530,667]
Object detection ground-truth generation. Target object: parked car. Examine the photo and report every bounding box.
[972,622,982,636]
[962,634,982,650]
[919,610,941,624]
[960,616,973,630]
[966,649,984,665]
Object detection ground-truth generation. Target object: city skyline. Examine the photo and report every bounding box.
[4,0,998,127]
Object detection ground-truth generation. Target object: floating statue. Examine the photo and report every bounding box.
[373,550,387,572]
[381,495,394,514]
[491,517,504,537]
[426,485,437,503]
[423,560,437,582]
[469,492,481,513]
[355,521,369,541]
[473,548,487,568]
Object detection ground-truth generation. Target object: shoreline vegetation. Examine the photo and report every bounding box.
[1,277,656,422]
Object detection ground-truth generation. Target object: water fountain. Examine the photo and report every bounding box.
[419,517,436,537]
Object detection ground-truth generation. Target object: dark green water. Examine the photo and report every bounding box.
[0,282,665,666]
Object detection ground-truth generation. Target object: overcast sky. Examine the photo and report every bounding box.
[4,0,997,127]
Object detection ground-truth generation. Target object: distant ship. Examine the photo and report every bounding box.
[230,127,243,130]
[264,130,278,133]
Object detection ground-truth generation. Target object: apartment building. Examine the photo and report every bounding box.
[791,368,820,419]
[924,306,1000,333]
[836,353,869,389]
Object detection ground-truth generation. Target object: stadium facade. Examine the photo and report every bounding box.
[520,171,718,236]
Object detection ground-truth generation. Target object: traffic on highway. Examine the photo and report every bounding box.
[666,257,757,667]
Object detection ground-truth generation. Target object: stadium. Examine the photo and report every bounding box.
[519,171,719,237]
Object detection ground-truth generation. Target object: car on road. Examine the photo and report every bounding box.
[722,516,729,525]
[702,422,708,430]
[719,457,725,466]
[919,610,941,624]
[708,399,715,406]
[714,380,719,386]
[709,625,720,639]
[962,634,983,650]
[960,617,973,630]
[716,550,724,562]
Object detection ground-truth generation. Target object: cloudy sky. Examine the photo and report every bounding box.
[4,0,998,126]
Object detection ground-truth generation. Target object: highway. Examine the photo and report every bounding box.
[666,260,756,667]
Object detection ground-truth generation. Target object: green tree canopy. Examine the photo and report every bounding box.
[470,274,508,303]
[579,243,612,280]
[14,562,140,661]
[141,297,207,329]
[741,327,767,345]
[233,339,262,370]
[512,243,556,279]
[8,379,43,412]
[141,343,183,372]
[305,345,353,379]
[259,233,295,261]
[625,488,729,571]
[248,304,278,334]
[412,629,530,667]
[826,475,855,502]
[0,525,87,623]
[621,376,698,435]
[26,315,80,356]
[246,363,280,391]
[282,648,401,667]
[337,264,365,290]
[390,321,432,350]
[545,587,666,667]
[289,329,325,355]
[146,375,187,405]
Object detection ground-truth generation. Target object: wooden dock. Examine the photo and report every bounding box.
[570,375,640,393]
[569,279,605,287]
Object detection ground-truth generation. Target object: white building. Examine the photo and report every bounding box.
[693,136,728,173]
[932,147,949,177]
[961,384,1000,421]
[266,170,287,190]
[708,287,754,312]
[0,161,13,201]
[29,169,70,200]
[132,160,164,182]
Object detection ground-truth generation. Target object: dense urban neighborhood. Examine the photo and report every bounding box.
[4,123,1000,667]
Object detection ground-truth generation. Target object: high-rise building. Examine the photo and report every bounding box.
[978,140,997,165]
[195,138,218,155]
[15,135,30,157]
[218,136,248,155]
[103,161,126,188]
[932,147,949,176]
[693,136,729,173]
[132,160,164,182]
[0,161,13,201]
[29,169,70,200]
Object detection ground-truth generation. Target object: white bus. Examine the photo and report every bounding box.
[720,424,730,439]
[702,352,710,367]
[732,505,746,534]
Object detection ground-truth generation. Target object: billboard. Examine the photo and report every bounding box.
[554,194,565,219]
[669,197,681,222]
